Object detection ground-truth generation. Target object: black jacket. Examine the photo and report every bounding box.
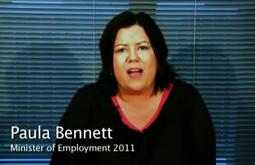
[50,79,215,165]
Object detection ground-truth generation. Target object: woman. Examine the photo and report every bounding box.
[50,10,215,165]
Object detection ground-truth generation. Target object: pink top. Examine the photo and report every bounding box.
[111,83,173,133]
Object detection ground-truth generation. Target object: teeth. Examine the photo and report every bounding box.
[127,69,143,74]
[129,69,139,72]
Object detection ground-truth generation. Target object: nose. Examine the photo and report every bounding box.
[127,47,139,62]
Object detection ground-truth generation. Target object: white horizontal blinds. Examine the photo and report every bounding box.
[155,1,195,83]
[0,0,128,163]
[1,0,254,164]
[195,1,255,164]
[129,0,156,16]
[156,0,255,164]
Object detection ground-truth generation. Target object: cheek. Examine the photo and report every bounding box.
[113,55,126,76]
[144,54,157,79]
[150,57,157,76]
[113,54,126,66]
[142,52,157,69]
[152,55,157,69]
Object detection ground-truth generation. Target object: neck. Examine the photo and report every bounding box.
[117,86,155,104]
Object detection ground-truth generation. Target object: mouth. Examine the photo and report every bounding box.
[127,68,143,78]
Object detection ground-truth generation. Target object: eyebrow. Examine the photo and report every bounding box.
[136,41,150,45]
[114,44,128,48]
[114,41,150,48]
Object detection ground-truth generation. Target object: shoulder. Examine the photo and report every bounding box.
[66,83,102,115]
[172,79,200,98]
[65,83,97,109]
[74,83,97,97]
[170,79,208,116]
[173,80,216,164]
[58,83,99,128]
[74,82,110,99]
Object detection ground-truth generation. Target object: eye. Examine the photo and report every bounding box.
[139,45,149,50]
[114,48,126,54]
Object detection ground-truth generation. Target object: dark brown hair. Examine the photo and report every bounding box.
[97,10,176,95]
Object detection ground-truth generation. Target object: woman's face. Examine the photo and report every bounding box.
[113,24,157,94]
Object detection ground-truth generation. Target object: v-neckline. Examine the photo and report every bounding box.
[111,83,173,133]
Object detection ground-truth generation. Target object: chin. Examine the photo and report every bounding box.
[126,83,147,92]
